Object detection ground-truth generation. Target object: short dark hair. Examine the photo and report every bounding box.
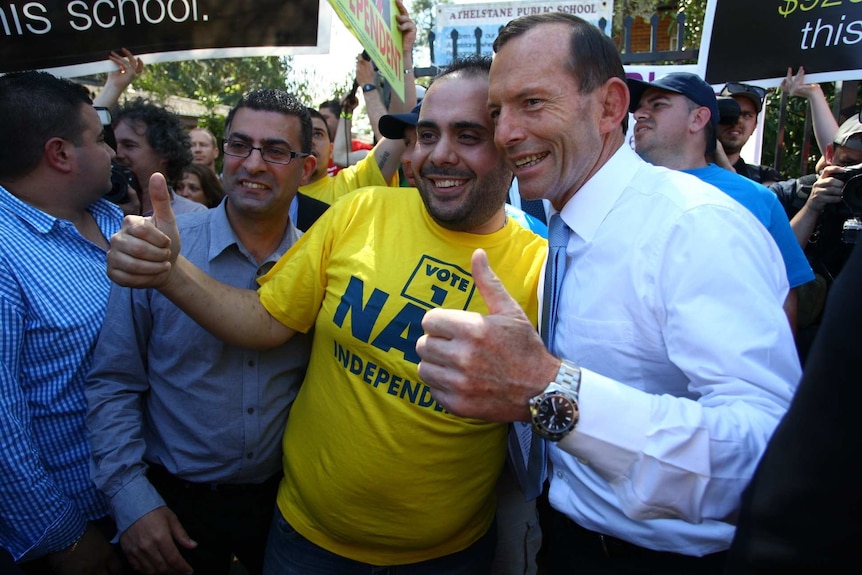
[493,13,625,95]
[225,89,312,154]
[436,55,492,81]
[319,99,342,119]
[0,71,92,180]
[114,98,192,184]
[307,108,332,141]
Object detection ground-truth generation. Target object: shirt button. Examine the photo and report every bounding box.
[246,452,253,459]
[247,360,255,367]
[247,407,255,415]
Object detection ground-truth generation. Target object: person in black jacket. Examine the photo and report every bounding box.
[726,238,862,574]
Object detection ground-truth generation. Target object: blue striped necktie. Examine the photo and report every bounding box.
[509,213,569,500]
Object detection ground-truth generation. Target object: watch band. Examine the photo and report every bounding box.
[362,83,377,93]
[529,360,581,441]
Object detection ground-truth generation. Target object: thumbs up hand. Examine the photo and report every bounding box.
[416,249,560,422]
[107,172,180,289]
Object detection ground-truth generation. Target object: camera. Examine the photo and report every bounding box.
[717,96,741,126]
[104,162,139,205]
[831,162,862,243]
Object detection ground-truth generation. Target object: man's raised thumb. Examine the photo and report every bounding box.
[148,172,176,230]
[472,248,526,318]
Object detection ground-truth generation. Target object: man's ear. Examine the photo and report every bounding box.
[43,137,74,174]
[598,77,630,136]
[300,154,317,186]
[691,107,713,134]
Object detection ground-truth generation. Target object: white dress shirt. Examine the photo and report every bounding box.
[548,145,801,555]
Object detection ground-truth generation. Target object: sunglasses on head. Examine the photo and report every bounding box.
[721,82,767,101]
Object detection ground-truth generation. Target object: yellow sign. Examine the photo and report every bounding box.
[328,0,404,100]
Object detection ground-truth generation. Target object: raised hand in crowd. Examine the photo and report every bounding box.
[93,48,143,108]
[780,66,839,158]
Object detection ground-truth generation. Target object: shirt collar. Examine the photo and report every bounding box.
[558,144,641,243]
[0,184,121,235]
[206,197,301,265]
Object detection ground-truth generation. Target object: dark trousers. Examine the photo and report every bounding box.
[147,465,281,575]
[263,508,497,575]
[545,509,727,575]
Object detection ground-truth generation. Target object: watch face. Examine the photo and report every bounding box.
[538,395,577,433]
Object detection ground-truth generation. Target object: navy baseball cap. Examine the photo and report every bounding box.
[379,103,421,140]
[627,72,719,128]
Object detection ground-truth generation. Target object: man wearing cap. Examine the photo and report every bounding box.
[717,82,782,185]
[629,72,814,329]
[769,114,862,361]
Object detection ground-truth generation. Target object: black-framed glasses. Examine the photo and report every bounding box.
[222,139,309,165]
[720,82,767,101]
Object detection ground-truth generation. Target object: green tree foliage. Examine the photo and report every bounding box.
[129,56,317,139]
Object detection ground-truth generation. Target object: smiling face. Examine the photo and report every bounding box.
[412,73,511,234]
[221,108,315,218]
[489,23,610,210]
[114,118,167,196]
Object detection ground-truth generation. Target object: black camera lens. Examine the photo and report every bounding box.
[717,97,741,126]
[104,163,139,205]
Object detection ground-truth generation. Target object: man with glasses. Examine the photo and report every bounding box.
[0,71,124,573]
[717,82,782,185]
[86,90,327,575]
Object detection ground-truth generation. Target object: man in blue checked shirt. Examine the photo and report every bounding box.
[0,72,124,573]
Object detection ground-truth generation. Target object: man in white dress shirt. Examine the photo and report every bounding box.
[415,13,800,574]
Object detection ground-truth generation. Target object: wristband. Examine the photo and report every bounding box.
[340,112,352,120]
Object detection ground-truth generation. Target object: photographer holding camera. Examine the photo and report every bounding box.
[770,115,862,361]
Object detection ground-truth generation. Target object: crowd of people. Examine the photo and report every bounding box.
[2,5,860,575]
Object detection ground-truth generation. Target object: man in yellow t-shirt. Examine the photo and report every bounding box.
[105,58,547,574]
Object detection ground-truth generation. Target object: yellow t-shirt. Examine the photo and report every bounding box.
[258,187,546,565]
[300,149,389,205]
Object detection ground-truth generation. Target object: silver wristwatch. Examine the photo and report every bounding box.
[529,360,581,441]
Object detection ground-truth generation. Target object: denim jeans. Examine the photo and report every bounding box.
[262,508,496,575]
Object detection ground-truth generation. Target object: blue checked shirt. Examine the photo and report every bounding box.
[0,184,122,561]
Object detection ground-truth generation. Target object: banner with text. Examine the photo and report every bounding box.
[0,0,329,77]
[434,0,613,66]
[328,0,404,100]
[699,0,862,87]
